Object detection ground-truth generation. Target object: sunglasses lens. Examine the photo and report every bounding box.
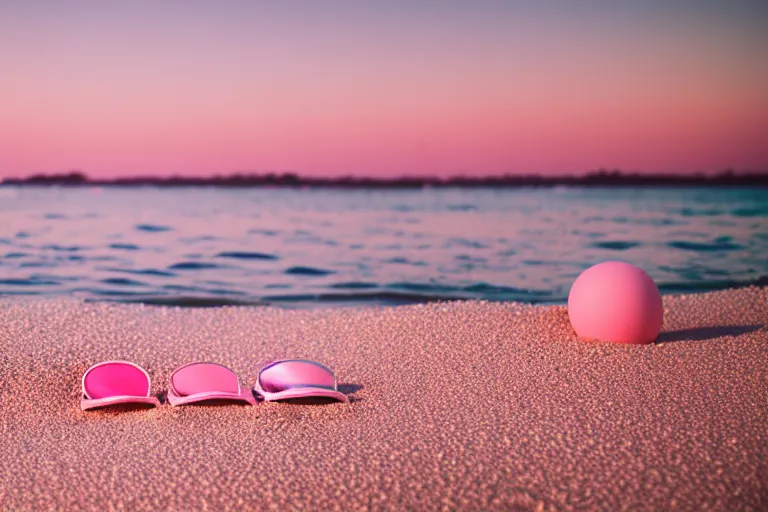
[259,361,336,393]
[171,363,239,396]
[83,362,150,399]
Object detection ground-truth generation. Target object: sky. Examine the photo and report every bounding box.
[1,0,767,178]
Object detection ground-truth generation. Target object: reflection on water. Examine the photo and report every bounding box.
[0,186,766,307]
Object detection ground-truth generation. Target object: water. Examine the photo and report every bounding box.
[1,186,766,308]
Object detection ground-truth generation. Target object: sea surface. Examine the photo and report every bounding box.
[0,186,766,308]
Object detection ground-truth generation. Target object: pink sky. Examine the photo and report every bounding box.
[1,2,767,178]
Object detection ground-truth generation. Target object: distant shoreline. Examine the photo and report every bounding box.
[2,170,767,188]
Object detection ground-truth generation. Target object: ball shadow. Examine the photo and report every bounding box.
[657,324,763,343]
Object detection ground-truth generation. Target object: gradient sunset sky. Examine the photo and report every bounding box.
[1,1,767,178]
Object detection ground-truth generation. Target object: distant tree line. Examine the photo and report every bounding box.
[2,169,767,188]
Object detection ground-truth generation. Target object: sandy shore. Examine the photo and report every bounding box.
[0,287,766,511]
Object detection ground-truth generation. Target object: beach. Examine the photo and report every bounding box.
[0,287,766,511]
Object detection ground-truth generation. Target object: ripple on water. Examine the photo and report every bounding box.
[630,217,687,226]
[731,206,768,217]
[330,281,379,289]
[284,266,335,276]
[462,283,554,297]
[100,278,148,287]
[446,238,488,249]
[109,243,140,251]
[36,243,77,252]
[678,207,725,217]
[206,288,247,296]
[179,235,224,245]
[456,254,488,263]
[135,224,173,233]
[0,278,60,286]
[104,267,176,277]
[116,296,261,307]
[657,275,768,293]
[248,229,279,236]
[384,257,428,266]
[589,241,642,251]
[216,251,279,261]
[168,262,223,270]
[447,204,477,212]
[667,240,744,252]
[19,261,57,268]
[387,282,460,293]
[79,288,152,297]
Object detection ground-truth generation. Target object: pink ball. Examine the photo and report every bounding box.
[568,261,663,344]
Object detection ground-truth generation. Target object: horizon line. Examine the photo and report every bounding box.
[3,169,768,188]
[4,167,768,182]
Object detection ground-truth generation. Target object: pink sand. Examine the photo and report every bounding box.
[0,287,766,510]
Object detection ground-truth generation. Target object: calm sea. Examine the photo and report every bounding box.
[1,186,766,308]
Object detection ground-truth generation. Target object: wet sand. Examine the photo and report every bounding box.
[1,287,766,511]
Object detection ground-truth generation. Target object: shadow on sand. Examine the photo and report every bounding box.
[85,402,158,414]
[658,324,764,343]
[156,391,254,407]
[338,383,364,395]
[265,383,364,405]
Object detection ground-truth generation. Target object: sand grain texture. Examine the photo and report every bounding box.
[1,287,767,511]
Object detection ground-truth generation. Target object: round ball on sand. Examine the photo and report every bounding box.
[568,261,663,344]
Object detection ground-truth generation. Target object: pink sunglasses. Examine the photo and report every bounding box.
[253,359,349,402]
[81,361,161,411]
[167,362,256,406]
[81,359,348,410]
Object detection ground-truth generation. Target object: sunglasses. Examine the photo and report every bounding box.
[81,361,161,411]
[167,362,256,406]
[253,359,349,403]
[80,359,348,410]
